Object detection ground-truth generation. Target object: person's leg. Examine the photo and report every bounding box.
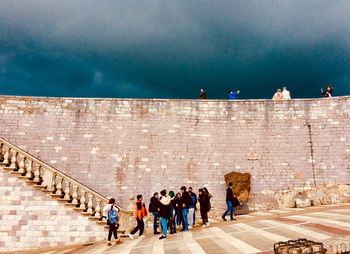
[188,208,194,226]
[130,219,139,235]
[229,202,234,220]
[200,209,206,225]
[153,212,159,234]
[160,217,167,237]
[230,205,235,220]
[182,208,189,231]
[108,224,113,242]
[193,209,196,225]
[139,219,145,236]
[112,223,119,241]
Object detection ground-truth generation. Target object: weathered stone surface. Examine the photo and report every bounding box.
[224,171,251,202]
[0,95,350,211]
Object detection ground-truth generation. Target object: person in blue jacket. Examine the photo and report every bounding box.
[228,90,240,100]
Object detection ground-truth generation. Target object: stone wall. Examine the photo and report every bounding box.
[0,168,106,252]
[0,96,349,211]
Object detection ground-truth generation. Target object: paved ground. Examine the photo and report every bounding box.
[8,204,350,254]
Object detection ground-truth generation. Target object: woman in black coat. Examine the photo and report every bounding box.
[198,189,210,228]
[148,192,160,235]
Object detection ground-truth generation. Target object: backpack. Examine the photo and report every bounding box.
[142,203,148,217]
[108,205,119,225]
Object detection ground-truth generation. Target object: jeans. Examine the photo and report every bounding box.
[108,222,118,241]
[193,209,196,225]
[130,218,144,236]
[188,208,195,226]
[182,208,189,231]
[176,210,182,226]
[223,200,235,220]
[160,217,168,237]
[152,212,159,233]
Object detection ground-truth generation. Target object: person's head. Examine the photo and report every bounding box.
[198,188,203,195]
[283,87,287,91]
[160,189,167,196]
[169,191,175,198]
[277,89,281,93]
[188,187,193,193]
[136,194,143,201]
[327,85,333,92]
[228,182,233,187]
[180,186,186,193]
[153,192,159,198]
[237,90,240,94]
[228,90,232,94]
[176,192,181,198]
[203,187,209,194]
[108,198,115,204]
[200,88,205,92]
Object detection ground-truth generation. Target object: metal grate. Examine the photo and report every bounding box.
[274,238,326,254]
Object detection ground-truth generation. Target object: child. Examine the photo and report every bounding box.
[103,198,120,246]
[129,194,147,239]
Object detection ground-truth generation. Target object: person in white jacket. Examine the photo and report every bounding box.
[158,190,171,240]
[282,87,291,100]
[103,198,120,246]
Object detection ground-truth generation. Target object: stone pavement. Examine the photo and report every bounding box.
[7,204,350,254]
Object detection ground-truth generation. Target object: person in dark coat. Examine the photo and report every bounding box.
[158,190,171,240]
[174,192,183,227]
[321,85,333,97]
[222,182,236,221]
[148,192,160,235]
[168,191,176,234]
[198,189,210,228]
[199,88,207,99]
[180,186,192,231]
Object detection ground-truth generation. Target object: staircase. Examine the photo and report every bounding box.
[0,137,134,234]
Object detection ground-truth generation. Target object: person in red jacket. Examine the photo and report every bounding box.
[128,195,147,239]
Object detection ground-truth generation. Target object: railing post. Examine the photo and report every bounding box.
[9,149,18,169]
[17,155,26,174]
[33,164,41,183]
[3,147,10,165]
[86,193,94,213]
[0,143,4,161]
[94,198,102,218]
[63,181,71,201]
[79,189,87,210]
[71,185,79,205]
[25,160,33,179]
[55,175,63,195]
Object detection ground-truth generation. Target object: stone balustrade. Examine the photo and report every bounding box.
[0,137,134,233]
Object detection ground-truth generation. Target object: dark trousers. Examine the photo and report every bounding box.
[130,218,144,236]
[200,209,208,224]
[152,212,159,233]
[108,222,118,241]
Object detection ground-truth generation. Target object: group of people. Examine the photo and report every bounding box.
[147,186,212,240]
[102,186,214,245]
[199,85,335,100]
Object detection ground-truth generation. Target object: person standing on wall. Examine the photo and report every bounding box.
[103,198,121,246]
[199,88,207,99]
[228,89,240,100]
[180,186,191,231]
[129,195,147,240]
[149,192,160,235]
[222,182,236,221]
[158,190,171,240]
[188,187,197,228]
[272,89,283,100]
[281,87,291,99]
[321,85,333,97]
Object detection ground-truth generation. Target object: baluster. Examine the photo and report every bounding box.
[0,143,3,161]
[9,150,18,169]
[3,147,10,165]
[33,164,41,183]
[71,185,79,205]
[94,199,102,218]
[55,176,63,195]
[86,193,94,213]
[17,155,26,174]
[79,189,87,209]
[63,181,71,201]
[25,160,33,179]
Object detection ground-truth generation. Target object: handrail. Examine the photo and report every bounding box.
[0,137,132,214]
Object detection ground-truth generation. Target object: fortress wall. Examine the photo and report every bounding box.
[0,96,349,210]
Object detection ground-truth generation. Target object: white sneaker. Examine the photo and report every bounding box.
[201,225,206,229]
[206,222,210,227]
[138,235,146,239]
[188,225,193,229]
[128,234,134,240]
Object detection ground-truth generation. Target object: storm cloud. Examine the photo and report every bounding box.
[0,0,350,99]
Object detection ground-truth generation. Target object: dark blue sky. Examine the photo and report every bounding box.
[0,0,350,99]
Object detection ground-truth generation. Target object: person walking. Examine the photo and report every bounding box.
[129,195,147,239]
[272,89,283,100]
[198,189,210,228]
[168,191,177,234]
[103,198,121,246]
[199,88,207,99]
[158,190,171,240]
[281,87,291,99]
[188,187,197,228]
[180,186,191,231]
[321,85,333,97]
[228,90,240,100]
[222,182,236,221]
[148,192,160,235]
